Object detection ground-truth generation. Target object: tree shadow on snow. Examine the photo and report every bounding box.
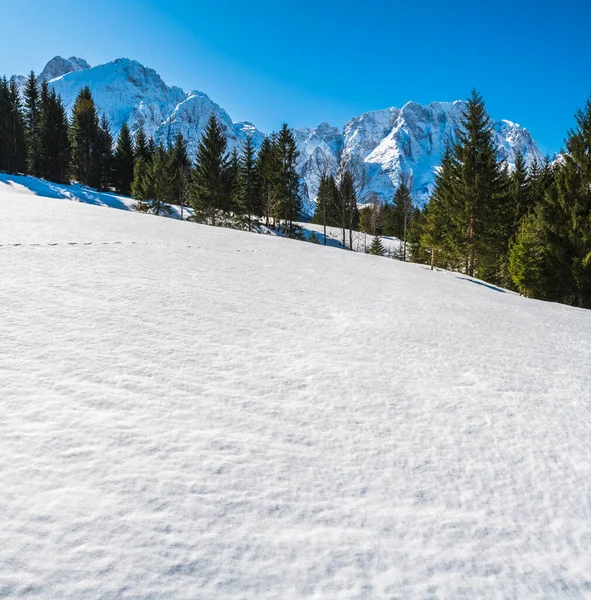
[0,173,130,211]
[456,276,506,293]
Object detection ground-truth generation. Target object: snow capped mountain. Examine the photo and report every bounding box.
[296,101,545,207]
[18,56,544,212]
[39,56,91,82]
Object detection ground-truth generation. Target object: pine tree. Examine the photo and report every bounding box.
[367,235,385,256]
[132,144,173,215]
[70,87,101,187]
[275,123,302,237]
[23,71,42,176]
[308,231,320,244]
[112,122,135,195]
[191,114,229,225]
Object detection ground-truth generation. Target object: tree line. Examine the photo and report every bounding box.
[0,72,304,237]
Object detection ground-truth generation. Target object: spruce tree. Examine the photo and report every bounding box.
[134,125,149,162]
[191,114,229,225]
[367,235,385,256]
[39,88,71,183]
[70,87,101,187]
[169,132,191,218]
[508,213,545,298]
[510,150,531,225]
[96,114,113,190]
[256,135,280,227]
[536,97,591,307]
[112,122,135,195]
[390,182,414,260]
[23,71,42,176]
[0,77,27,174]
[239,135,260,231]
[275,123,302,237]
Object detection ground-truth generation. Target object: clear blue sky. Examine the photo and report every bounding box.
[1,0,589,154]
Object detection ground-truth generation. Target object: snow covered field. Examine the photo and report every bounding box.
[1,183,591,599]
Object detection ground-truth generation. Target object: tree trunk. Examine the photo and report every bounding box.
[431,248,435,271]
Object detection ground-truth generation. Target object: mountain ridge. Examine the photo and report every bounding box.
[13,56,545,212]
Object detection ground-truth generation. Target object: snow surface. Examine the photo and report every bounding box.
[1,183,591,599]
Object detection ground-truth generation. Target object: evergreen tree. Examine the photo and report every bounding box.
[367,235,385,256]
[96,114,113,190]
[239,135,260,230]
[535,97,591,307]
[308,231,320,244]
[418,92,507,280]
[312,174,339,244]
[191,114,229,225]
[39,88,71,183]
[510,150,531,225]
[112,122,134,195]
[256,134,280,227]
[0,77,26,174]
[70,87,101,187]
[134,125,150,162]
[275,123,302,237]
[227,147,242,216]
[389,182,414,259]
[132,144,173,215]
[169,132,191,218]
[508,213,545,298]
[23,71,42,176]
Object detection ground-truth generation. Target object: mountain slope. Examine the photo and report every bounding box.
[16,56,543,210]
[1,184,590,598]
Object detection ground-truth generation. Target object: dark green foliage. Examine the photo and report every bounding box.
[191,114,230,225]
[508,213,545,297]
[308,230,320,244]
[112,122,134,195]
[132,144,173,215]
[96,114,113,190]
[39,86,71,183]
[23,71,42,176]
[134,126,150,162]
[256,134,281,226]
[70,87,102,187]
[534,97,591,307]
[239,135,261,230]
[416,92,508,280]
[0,76,27,173]
[274,123,302,237]
[169,132,191,217]
[367,235,385,256]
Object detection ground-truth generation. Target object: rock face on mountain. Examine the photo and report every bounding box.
[296,102,545,207]
[39,56,91,82]
[18,56,544,212]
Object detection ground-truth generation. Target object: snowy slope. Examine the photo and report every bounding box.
[13,56,543,212]
[0,173,402,254]
[1,185,591,599]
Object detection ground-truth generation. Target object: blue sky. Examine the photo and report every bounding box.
[1,0,589,154]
